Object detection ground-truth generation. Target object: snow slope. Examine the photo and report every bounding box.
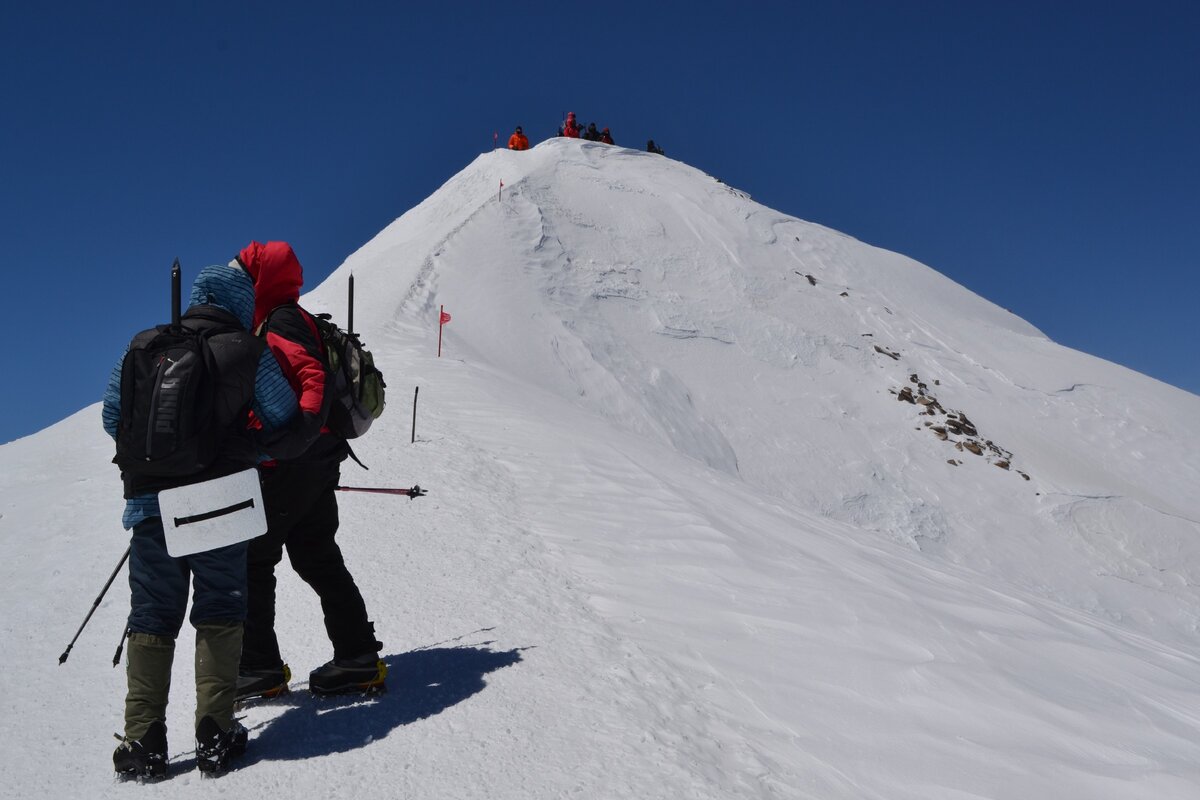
[3,138,1199,799]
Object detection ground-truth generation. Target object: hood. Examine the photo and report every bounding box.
[238,240,305,327]
[188,262,256,329]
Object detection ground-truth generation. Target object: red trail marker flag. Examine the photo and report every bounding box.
[438,305,451,357]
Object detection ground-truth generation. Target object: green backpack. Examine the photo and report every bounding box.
[312,313,386,438]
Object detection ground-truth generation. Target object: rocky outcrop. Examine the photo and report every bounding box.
[881,359,1028,481]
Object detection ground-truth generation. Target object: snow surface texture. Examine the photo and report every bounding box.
[3,138,1199,798]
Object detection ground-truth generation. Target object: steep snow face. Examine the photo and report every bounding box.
[314,138,1200,644]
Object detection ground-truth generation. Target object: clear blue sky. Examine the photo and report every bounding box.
[2,1,1196,444]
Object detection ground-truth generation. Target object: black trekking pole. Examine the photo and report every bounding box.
[112,626,130,668]
[336,484,427,498]
[170,258,181,332]
[347,272,355,335]
[58,545,131,665]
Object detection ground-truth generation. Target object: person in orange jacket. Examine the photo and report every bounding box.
[507,126,530,151]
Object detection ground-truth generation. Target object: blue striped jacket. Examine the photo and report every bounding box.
[102,261,299,529]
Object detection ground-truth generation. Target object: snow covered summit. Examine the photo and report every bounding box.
[4,137,1200,798]
[325,137,1200,639]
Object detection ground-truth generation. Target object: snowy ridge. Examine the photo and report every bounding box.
[3,138,1200,798]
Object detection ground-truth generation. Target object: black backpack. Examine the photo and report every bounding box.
[114,321,235,478]
[114,261,259,482]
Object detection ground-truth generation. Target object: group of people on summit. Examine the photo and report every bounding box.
[507,112,665,155]
[556,112,615,144]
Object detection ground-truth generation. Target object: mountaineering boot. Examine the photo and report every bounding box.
[193,622,247,773]
[309,652,388,696]
[194,622,243,734]
[118,632,175,778]
[113,719,168,781]
[236,663,292,703]
[195,715,248,776]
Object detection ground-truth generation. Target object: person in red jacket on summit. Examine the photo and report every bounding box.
[234,241,386,701]
[562,111,581,138]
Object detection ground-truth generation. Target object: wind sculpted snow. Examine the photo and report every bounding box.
[3,137,1200,798]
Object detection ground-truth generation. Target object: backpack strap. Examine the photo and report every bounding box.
[343,440,369,470]
[260,303,325,360]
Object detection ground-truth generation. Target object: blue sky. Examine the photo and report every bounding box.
[2,1,1196,444]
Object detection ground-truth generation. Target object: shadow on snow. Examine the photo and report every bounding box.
[242,644,525,764]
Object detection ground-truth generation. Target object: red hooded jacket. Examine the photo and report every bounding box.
[563,113,580,138]
[238,241,337,458]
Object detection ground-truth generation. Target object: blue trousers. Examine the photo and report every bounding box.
[127,517,248,636]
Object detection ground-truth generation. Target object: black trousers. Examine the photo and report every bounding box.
[241,459,380,670]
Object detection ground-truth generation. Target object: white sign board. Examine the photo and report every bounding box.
[159,468,266,557]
